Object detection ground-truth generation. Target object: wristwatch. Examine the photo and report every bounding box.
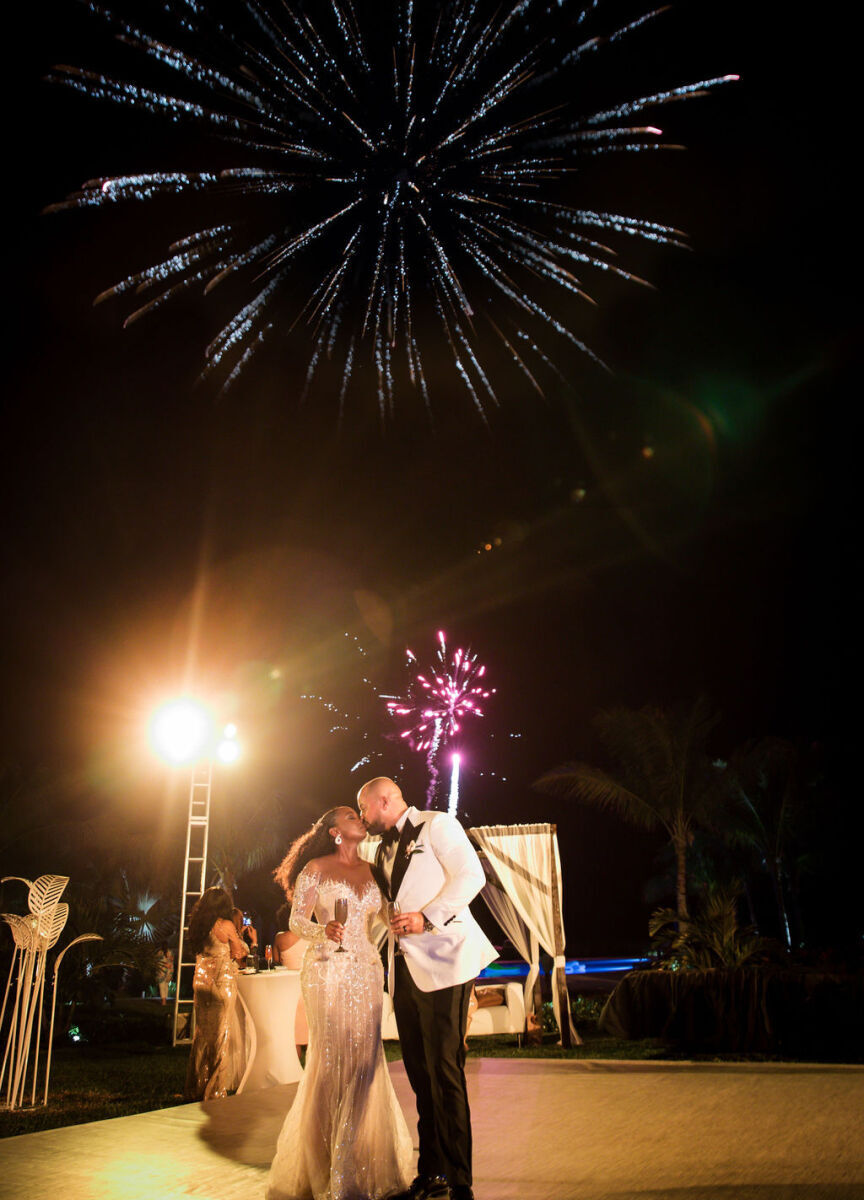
[421,913,435,933]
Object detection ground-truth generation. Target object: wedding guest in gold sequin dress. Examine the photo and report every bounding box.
[183,887,248,1101]
[267,807,413,1200]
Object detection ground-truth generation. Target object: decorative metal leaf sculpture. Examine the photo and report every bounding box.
[1,913,37,951]
[36,903,69,951]
[27,875,69,917]
[1,876,97,1110]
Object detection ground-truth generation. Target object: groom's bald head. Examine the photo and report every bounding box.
[357,776,407,834]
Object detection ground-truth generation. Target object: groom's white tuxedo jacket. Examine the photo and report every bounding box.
[366,805,498,993]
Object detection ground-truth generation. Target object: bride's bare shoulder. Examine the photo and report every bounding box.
[303,855,331,876]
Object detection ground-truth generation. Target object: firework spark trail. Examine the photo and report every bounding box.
[48,1,737,414]
[300,634,390,775]
[448,752,461,819]
[383,631,494,809]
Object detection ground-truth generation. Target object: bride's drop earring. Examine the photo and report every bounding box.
[334,834,343,845]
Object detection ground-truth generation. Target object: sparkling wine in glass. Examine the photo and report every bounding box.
[264,944,272,970]
[387,901,404,955]
[334,897,349,952]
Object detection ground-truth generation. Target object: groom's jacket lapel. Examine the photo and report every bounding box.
[390,816,418,899]
[370,843,390,902]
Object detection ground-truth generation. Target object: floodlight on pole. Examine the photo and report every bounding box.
[149,698,215,766]
[147,696,241,1046]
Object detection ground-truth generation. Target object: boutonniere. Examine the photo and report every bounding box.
[405,840,424,858]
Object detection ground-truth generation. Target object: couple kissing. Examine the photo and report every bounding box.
[267,776,497,1200]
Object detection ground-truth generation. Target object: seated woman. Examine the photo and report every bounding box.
[184,887,248,1100]
[273,902,304,968]
[273,902,308,1053]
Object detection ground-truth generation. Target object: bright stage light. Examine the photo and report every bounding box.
[149,698,214,765]
[216,721,240,763]
[216,738,240,764]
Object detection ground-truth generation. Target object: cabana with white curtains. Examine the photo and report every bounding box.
[468,823,579,1047]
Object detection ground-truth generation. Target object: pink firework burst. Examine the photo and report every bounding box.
[383,631,494,808]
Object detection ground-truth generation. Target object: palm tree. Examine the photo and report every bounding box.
[110,870,178,945]
[58,876,167,1027]
[719,737,803,950]
[534,697,723,920]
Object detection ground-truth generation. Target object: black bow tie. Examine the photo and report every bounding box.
[381,826,400,847]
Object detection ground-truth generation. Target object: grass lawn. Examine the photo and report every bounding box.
[0,1044,189,1139]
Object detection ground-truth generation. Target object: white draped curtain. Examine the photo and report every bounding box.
[469,823,579,1046]
[477,871,540,1018]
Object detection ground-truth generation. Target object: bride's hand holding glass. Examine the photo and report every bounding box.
[326,898,349,951]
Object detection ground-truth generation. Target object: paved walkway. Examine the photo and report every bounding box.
[0,1059,862,1200]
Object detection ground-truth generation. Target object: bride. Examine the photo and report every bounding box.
[267,806,413,1200]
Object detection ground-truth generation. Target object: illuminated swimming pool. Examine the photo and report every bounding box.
[478,957,647,978]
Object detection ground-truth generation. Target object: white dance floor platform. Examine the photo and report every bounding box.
[1,1058,863,1200]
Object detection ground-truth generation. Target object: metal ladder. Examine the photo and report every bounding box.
[173,761,212,1046]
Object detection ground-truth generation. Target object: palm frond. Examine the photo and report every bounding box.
[207,790,284,894]
[537,697,724,924]
[589,697,721,822]
[725,738,801,852]
[533,761,660,831]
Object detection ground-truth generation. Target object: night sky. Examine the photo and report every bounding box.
[1,1,854,955]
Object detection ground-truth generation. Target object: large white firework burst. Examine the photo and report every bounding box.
[47,0,736,416]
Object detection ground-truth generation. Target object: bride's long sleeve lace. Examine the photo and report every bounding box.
[289,867,330,943]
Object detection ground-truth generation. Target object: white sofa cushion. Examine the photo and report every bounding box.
[380,980,525,1040]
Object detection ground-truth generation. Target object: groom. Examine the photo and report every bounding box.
[358,776,497,1200]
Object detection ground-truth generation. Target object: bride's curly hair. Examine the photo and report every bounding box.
[274,807,343,899]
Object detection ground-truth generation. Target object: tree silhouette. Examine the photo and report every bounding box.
[719,737,804,950]
[534,697,723,920]
[208,791,285,897]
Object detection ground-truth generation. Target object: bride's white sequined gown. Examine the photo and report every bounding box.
[266,866,413,1200]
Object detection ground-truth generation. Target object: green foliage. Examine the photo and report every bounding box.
[648,888,764,970]
[58,871,176,1014]
[536,994,606,1037]
[540,1000,559,1033]
[570,993,606,1024]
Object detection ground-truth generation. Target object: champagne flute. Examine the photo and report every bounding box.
[333,896,349,952]
[387,901,404,955]
[264,944,272,970]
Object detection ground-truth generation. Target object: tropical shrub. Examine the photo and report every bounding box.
[648,888,765,970]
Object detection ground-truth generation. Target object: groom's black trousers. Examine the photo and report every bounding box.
[393,956,474,1189]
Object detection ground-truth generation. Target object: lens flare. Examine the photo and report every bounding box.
[216,739,241,764]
